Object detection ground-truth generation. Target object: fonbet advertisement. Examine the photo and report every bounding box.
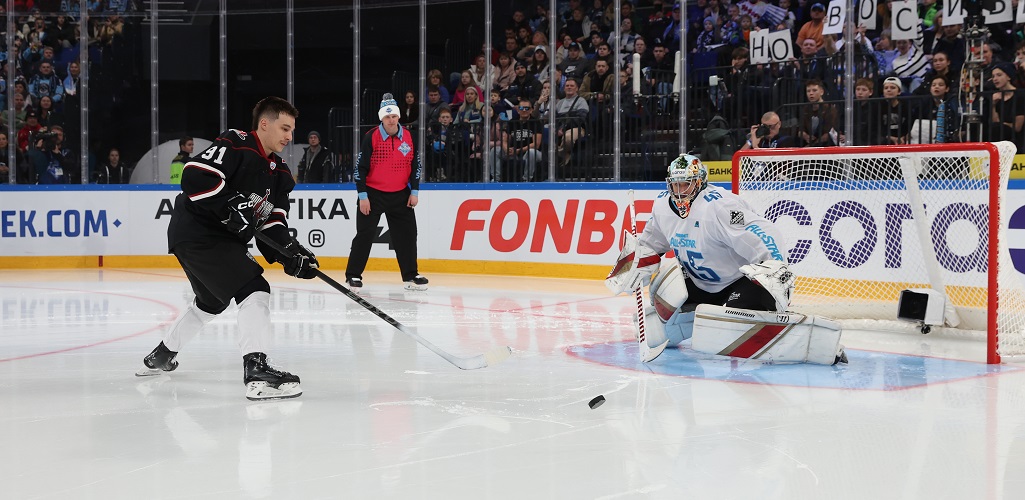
[1,185,1024,283]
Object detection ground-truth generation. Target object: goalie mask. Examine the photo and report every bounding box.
[666,154,708,218]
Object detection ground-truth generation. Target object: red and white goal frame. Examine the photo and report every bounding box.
[732,142,1025,364]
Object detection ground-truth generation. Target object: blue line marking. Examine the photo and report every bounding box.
[567,341,1020,390]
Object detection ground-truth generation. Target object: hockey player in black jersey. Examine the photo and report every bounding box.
[136,96,318,401]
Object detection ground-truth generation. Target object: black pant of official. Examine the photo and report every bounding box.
[346,186,420,282]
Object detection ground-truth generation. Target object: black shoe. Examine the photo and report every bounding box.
[346,276,363,292]
[243,352,302,400]
[136,341,178,377]
[404,274,429,291]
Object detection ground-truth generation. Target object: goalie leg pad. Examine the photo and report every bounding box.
[636,306,694,349]
[665,309,695,343]
[649,260,689,322]
[690,304,844,365]
[636,306,670,350]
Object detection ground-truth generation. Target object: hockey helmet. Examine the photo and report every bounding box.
[665,154,708,218]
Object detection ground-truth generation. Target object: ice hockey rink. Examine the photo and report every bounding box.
[3,268,1025,499]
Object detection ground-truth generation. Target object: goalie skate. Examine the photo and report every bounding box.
[135,341,179,377]
[243,352,302,401]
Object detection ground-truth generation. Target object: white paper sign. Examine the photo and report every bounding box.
[985,0,1013,23]
[858,0,877,30]
[768,30,794,62]
[749,29,771,65]
[823,0,846,35]
[890,1,918,41]
[944,0,966,25]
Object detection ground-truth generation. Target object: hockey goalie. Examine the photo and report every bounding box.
[605,154,847,365]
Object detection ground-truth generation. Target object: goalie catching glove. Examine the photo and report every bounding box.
[280,239,319,279]
[740,259,796,312]
[605,231,662,295]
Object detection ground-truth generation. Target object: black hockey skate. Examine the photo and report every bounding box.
[346,276,363,293]
[135,341,179,377]
[404,274,429,291]
[243,352,302,401]
[833,345,849,366]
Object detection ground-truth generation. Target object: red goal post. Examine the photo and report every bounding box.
[731,142,1024,364]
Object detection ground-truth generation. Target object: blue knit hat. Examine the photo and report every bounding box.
[378,93,399,120]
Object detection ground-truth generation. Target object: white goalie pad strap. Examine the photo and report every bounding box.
[649,260,689,322]
[739,260,796,312]
[605,231,661,295]
[691,304,843,365]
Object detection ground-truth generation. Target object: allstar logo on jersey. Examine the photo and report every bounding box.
[729,210,745,225]
[398,142,411,156]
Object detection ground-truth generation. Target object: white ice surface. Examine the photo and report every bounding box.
[1,269,1025,500]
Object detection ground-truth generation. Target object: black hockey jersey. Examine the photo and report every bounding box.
[167,128,294,254]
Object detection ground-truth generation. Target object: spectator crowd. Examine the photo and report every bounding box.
[0,0,138,185]
[377,0,1025,182]
[6,1,1025,184]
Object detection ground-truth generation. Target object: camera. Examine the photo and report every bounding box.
[755,124,771,138]
[32,131,59,150]
[709,75,719,86]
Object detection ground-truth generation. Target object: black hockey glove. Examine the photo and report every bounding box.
[281,239,319,279]
[222,193,257,241]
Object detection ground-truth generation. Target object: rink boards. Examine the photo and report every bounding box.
[3,182,1025,286]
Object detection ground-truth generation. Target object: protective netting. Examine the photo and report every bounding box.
[734,142,1025,362]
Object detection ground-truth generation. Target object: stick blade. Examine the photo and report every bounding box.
[641,340,670,363]
[483,346,512,367]
[445,346,512,370]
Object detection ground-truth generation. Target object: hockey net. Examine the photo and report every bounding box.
[733,142,1025,363]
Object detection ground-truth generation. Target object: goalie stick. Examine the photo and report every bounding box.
[628,190,669,362]
[254,232,512,370]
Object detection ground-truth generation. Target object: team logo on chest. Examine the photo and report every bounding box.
[398,142,411,156]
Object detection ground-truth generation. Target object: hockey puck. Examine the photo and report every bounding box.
[588,395,606,409]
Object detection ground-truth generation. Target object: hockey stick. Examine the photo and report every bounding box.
[628,190,669,363]
[254,232,511,370]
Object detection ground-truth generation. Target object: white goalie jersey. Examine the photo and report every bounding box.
[639,184,787,294]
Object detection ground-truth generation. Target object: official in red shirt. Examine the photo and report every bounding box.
[346,93,429,291]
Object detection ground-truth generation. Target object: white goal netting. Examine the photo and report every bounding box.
[734,142,1025,362]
